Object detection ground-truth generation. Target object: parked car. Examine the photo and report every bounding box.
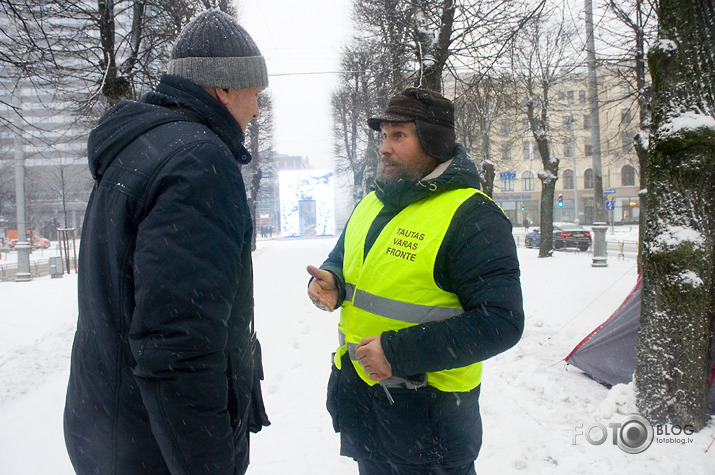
[524,223,592,251]
[7,235,51,250]
[525,228,541,248]
[553,222,592,251]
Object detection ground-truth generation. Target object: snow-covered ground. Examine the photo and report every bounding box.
[1,234,714,474]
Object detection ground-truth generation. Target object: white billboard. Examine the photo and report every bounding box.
[279,170,335,237]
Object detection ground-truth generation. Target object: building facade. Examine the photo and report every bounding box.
[452,69,643,228]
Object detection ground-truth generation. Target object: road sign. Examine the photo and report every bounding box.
[606,200,615,210]
[603,188,616,194]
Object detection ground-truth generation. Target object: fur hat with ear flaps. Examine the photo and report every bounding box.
[367,87,456,162]
[167,10,268,90]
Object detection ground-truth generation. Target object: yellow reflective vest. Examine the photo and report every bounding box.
[334,188,485,392]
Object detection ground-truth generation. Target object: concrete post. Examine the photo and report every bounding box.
[591,222,608,267]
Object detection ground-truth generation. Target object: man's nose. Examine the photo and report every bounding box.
[379,139,390,156]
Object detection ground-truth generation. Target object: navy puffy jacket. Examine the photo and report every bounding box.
[64,75,255,474]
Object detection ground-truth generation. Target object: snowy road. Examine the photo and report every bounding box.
[1,236,713,474]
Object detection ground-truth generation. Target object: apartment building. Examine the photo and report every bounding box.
[452,68,642,227]
[0,9,95,239]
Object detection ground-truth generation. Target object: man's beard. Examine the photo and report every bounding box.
[376,156,430,183]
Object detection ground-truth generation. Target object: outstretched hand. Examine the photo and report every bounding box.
[307,265,338,312]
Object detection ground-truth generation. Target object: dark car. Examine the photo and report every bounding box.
[524,223,592,251]
[553,222,592,251]
[525,228,541,248]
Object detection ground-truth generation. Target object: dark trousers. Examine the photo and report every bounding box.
[357,458,477,475]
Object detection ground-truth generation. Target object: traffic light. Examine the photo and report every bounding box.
[558,194,564,208]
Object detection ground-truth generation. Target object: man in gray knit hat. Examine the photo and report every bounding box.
[64,10,269,474]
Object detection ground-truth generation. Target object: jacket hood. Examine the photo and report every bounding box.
[87,75,248,181]
[374,143,481,210]
[87,101,185,180]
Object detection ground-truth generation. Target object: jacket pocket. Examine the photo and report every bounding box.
[226,351,246,432]
[371,386,442,465]
[326,362,341,432]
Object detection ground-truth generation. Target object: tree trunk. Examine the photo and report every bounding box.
[413,0,455,92]
[635,0,715,431]
[480,161,494,198]
[537,163,557,258]
[528,95,558,258]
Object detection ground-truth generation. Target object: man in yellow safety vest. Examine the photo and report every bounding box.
[307,87,524,474]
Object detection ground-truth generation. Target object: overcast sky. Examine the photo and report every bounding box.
[239,0,354,169]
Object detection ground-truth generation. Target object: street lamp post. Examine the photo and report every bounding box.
[571,131,580,225]
[13,83,31,282]
[585,0,608,267]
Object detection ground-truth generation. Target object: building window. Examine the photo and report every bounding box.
[622,130,633,153]
[558,91,566,103]
[523,143,530,160]
[622,165,635,186]
[584,168,594,189]
[522,118,530,133]
[563,169,574,189]
[563,114,573,131]
[585,143,593,156]
[522,171,534,191]
[564,141,574,158]
[501,173,515,191]
[621,83,630,98]
[501,145,511,160]
[621,108,632,124]
[500,118,511,135]
[579,90,586,104]
[567,90,574,105]
[584,114,592,129]
[533,143,541,160]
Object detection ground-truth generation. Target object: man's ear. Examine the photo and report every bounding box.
[214,88,231,106]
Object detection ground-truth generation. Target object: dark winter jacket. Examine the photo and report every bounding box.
[64,75,255,475]
[322,144,524,466]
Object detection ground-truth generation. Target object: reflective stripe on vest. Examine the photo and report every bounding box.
[335,188,486,392]
[343,283,463,324]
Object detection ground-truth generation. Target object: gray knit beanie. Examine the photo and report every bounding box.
[167,10,268,90]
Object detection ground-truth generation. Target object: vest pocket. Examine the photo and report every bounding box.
[371,386,442,464]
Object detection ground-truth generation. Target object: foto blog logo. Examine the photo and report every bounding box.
[573,414,654,454]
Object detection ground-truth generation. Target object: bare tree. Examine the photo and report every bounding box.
[597,0,657,268]
[511,6,578,257]
[0,1,240,243]
[244,92,274,251]
[0,0,233,118]
[635,0,715,431]
[331,46,390,203]
[332,0,541,199]
[42,159,87,228]
[454,74,516,197]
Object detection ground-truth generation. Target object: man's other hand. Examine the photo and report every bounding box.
[355,336,392,381]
